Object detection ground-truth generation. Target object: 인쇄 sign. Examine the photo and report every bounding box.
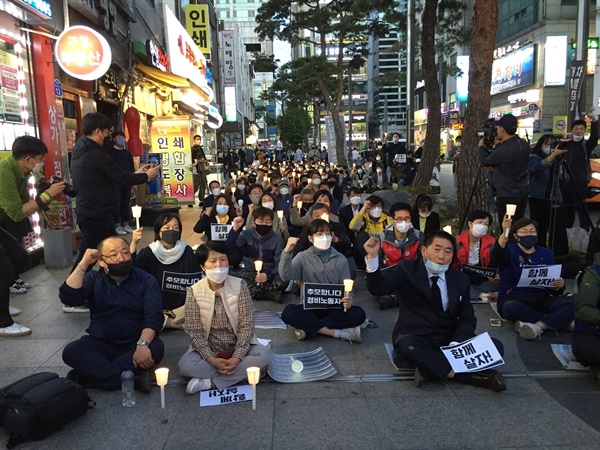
[55,26,112,81]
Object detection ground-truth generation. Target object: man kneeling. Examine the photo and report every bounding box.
[364,230,506,392]
[60,237,164,392]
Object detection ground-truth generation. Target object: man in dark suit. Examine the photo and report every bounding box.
[326,174,344,204]
[338,187,362,245]
[364,230,506,392]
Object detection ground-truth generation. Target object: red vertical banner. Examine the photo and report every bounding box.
[31,33,71,227]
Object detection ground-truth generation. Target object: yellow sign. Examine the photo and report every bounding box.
[552,115,568,135]
[185,4,211,60]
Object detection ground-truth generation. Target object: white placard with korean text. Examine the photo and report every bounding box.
[211,224,233,241]
[441,332,504,373]
[200,384,252,407]
[517,265,562,288]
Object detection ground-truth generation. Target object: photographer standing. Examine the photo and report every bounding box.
[478,114,529,222]
[0,136,65,335]
[561,113,598,231]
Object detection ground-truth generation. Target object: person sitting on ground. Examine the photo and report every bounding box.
[371,164,390,190]
[193,193,238,242]
[131,213,201,330]
[290,188,316,226]
[246,192,289,240]
[350,195,391,268]
[492,216,573,340]
[275,178,293,219]
[338,187,363,245]
[411,194,440,235]
[201,180,224,209]
[178,241,272,394]
[452,210,499,302]
[314,188,341,216]
[351,164,370,191]
[572,252,600,384]
[280,220,366,343]
[60,237,164,392]
[364,231,507,392]
[292,203,352,257]
[226,207,286,302]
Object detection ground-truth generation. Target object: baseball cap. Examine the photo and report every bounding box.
[278,178,290,187]
[492,114,518,129]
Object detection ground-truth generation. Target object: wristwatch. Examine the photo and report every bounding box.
[136,339,148,347]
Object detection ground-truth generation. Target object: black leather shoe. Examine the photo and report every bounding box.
[134,370,152,393]
[464,369,507,392]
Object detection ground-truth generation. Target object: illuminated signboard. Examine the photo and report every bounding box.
[146,40,169,72]
[456,56,469,102]
[17,0,52,19]
[224,85,236,122]
[185,4,211,60]
[544,36,567,86]
[55,26,112,81]
[491,44,534,95]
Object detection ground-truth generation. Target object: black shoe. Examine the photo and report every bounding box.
[260,291,283,303]
[455,369,506,392]
[378,294,398,310]
[134,369,152,393]
[66,370,94,388]
[413,367,426,388]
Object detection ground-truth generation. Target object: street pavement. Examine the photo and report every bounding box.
[1,181,600,449]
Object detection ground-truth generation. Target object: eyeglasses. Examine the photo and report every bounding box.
[101,250,131,262]
[516,230,537,236]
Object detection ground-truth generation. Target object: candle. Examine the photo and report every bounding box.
[254,260,263,272]
[277,210,284,220]
[246,367,260,411]
[290,357,304,373]
[505,204,517,237]
[238,199,244,207]
[231,187,236,195]
[155,368,169,409]
[131,205,142,230]
[443,225,452,235]
[343,279,354,313]
[297,201,303,210]
[320,213,329,222]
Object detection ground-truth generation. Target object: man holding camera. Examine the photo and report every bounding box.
[71,113,160,280]
[478,114,529,222]
[0,136,65,335]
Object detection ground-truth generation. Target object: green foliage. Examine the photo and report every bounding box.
[277,106,310,151]
[252,52,279,73]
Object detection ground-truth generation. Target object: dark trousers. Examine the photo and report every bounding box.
[62,335,165,390]
[281,304,366,337]
[229,270,286,299]
[71,214,116,272]
[500,297,574,333]
[0,228,31,327]
[497,195,527,223]
[562,181,591,231]
[353,231,370,270]
[113,187,131,225]
[528,197,569,256]
[198,170,209,200]
[395,335,505,381]
[572,332,600,368]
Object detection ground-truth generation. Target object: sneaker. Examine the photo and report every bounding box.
[62,305,90,313]
[134,370,152,393]
[0,323,32,337]
[338,326,362,344]
[413,367,426,388]
[294,328,307,341]
[14,278,31,289]
[9,285,27,295]
[514,321,543,340]
[122,224,134,234]
[115,226,127,236]
[9,307,21,316]
[186,378,212,394]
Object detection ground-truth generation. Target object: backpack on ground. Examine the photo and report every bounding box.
[0,372,94,448]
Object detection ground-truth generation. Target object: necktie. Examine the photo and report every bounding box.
[430,275,443,310]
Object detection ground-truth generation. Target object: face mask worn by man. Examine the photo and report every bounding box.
[104,259,133,277]
[255,224,271,236]
[573,135,584,142]
[395,221,413,233]
[313,235,332,251]
[205,267,228,284]
[161,230,180,244]
[424,258,449,275]
[370,207,383,218]
[350,196,361,205]
[115,137,126,146]
[212,188,221,196]
[279,187,289,196]
[30,161,44,174]
[471,224,488,238]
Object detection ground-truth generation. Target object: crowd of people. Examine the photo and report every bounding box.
[1,112,600,396]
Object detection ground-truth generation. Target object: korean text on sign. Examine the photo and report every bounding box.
[200,385,252,407]
[211,224,233,241]
[302,283,344,310]
[441,333,505,373]
[517,264,562,288]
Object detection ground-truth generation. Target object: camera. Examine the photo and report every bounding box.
[38,176,78,198]
[556,140,570,150]
[477,119,498,149]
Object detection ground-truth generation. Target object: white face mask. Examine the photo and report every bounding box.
[216,205,229,216]
[31,161,44,174]
[250,197,260,204]
[419,211,431,218]
[237,184,246,191]
[456,142,461,147]
[393,137,399,143]
[349,196,361,205]
[279,187,289,196]
[395,221,412,233]
[313,178,321,186]
[541,146,551,155]
[471,223,488,238]
[313,235,332,250]
[424,259,449,275]
[262,202,274,210]
[212,188,221,196]
[370,207,383,218]
[572,135,584,142]
[205,267,229,284]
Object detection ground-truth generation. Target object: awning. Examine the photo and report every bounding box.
[136,64,211,103]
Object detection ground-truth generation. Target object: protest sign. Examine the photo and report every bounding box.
[462,264,498,278]
[200,384,252,407]
[302,283,344,310]
[441,332,504,373]
[394,154,406,163]
[211,223,233,241]
[161,271,202,293]
[517,265,561,288]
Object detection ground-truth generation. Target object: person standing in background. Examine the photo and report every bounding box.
[192,135,209,205]
[106,131,134,236]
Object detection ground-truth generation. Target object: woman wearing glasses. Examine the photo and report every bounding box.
[279,219,366,343]
[491,216,574,341]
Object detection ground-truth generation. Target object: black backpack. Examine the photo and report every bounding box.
[0,372,94,448]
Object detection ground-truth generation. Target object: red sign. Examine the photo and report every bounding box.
[55,26,112,81]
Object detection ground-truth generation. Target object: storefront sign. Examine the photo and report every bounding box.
[146,39,169,72]
[491,45,535,95]
[53,79,62,97]
[494,40,521,59]
[55,26,112,81]
[224,85,236,122]
[185,4,211,60]
[150,117,195,204]
[507,89,539,104]
[14,0,52,19]
[221,30,236,84]
[163,4,207,89]
[456,55,469,102]
[302,283,344,310]
[0,63,20,122]
[544,36,568,86]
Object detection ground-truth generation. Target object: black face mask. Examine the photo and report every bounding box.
[104,259,133,277]
[301,181,308,187]
[302,202,314,210]
[161,230,180,244]
[255,224,271,236]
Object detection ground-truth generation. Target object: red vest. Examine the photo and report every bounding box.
[453,232,495,269]
[382,238,420,266]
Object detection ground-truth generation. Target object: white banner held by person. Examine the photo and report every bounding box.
[517,265,562,288]
[211,223,233,241]
[441,332,504,373]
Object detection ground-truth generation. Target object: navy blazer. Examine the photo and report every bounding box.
[366,259,476,346]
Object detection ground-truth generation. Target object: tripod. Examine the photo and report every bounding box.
[459,159,495,233]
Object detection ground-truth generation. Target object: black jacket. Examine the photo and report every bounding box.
[562,121,599,184]
[366,259,476,346]
[71,137,148,219]
[338,203,361,231]
[478,135,529,197]
[412,211,440,236]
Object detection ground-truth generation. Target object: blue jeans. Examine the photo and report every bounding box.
[501,297,574,332]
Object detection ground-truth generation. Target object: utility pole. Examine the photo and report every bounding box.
[406,0,415,150]
[383,97,388,138]
[347,66,353,149]
[568,0,590,124]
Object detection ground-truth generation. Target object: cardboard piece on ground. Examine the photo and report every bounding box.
[551,343,590,371]
[268,347,336,383]
[254,309,287,329]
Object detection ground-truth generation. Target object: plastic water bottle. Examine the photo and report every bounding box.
[121,365,135,407]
